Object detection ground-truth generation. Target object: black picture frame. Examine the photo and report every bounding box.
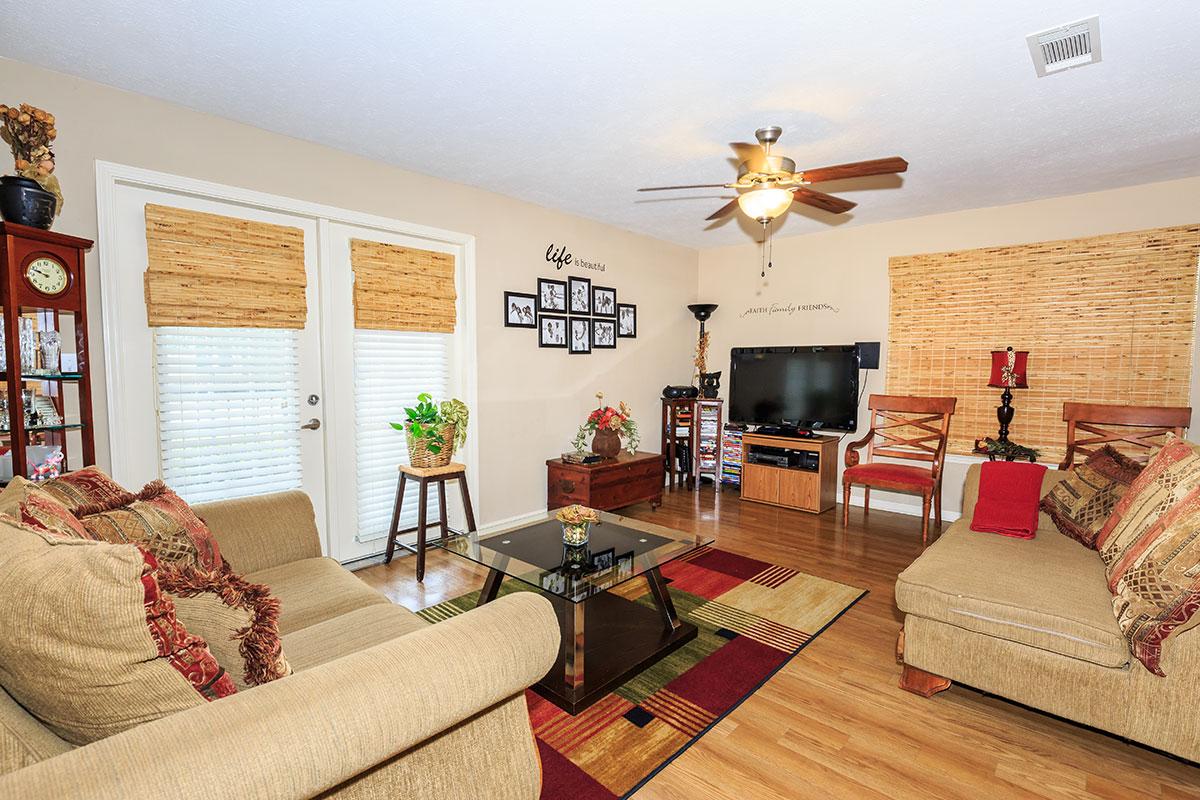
[537,278,567,313]
[568,317,591,354]
[568,276,592,315]
[539,314,568,348]
[503,291,537,328]
[590,547,615,572]
[617,303,637,338]
[592,285,617,317]
[591,318,616,349]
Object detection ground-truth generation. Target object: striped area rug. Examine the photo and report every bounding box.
[418,546,865,799]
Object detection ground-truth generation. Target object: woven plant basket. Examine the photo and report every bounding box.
[405,423,456,468]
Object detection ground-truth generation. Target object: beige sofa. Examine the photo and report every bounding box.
[897,463,1200,763]
[0,490,560,799]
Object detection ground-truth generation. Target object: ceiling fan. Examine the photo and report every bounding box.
[638,126,908,224]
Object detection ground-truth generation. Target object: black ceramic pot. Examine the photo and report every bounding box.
[700,371,722,399]
[0,176,56,229]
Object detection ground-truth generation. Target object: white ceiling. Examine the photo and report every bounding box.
[3,1,1200,248]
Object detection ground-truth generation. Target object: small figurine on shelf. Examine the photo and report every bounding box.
[31,449,63,481]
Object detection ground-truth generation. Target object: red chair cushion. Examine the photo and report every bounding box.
[844,463,935,488]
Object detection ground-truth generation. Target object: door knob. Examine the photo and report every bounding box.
[300,418,322,430]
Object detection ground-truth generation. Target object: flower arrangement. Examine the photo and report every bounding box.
[572,392,640,456]
[0,103,63,213]
[556,504,599,546]
[976,437,1039,462]
[555,504,600,526]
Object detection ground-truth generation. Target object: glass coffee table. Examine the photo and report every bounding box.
[436,511,713,714]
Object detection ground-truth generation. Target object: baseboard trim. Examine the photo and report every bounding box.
[845,490,962,523]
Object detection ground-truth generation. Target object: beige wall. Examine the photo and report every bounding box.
[0,58,699,527]
[699,176,1200,519]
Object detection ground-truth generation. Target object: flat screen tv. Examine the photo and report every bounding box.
[728,345,859,433]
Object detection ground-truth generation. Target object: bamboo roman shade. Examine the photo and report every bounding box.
[144,204,307,328]
[887,224,1200,460]
[350,239,456,333]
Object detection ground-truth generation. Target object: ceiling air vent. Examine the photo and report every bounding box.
[1027,16,1102,77]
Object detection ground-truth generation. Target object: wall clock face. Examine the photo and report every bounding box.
[25,256,69,297]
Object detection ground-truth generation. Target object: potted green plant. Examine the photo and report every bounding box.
[391,393,469,468]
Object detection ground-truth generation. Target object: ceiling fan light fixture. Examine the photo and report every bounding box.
[737,187,793,223]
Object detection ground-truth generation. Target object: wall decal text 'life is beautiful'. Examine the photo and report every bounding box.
[546,243,606,272]
[741,302,840,318]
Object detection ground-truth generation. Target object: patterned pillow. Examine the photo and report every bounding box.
[77,480,223,570]
[0,477,92,540]
[158,562,292,690]
[1108,488,1200,675]
[37,465,130,514]
[0,521,235,744]
[1040,445,1143,548]
[1096,434,1200,582]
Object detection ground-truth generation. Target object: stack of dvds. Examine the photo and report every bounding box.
[721,425,743,487]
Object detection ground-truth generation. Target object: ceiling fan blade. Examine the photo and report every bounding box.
[791,187,857,214]
[638,183,728,192]
[799,157,909,183]
[705,198,740,221]
[730,141,765,169]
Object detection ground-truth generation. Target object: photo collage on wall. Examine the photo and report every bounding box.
[504,275,636,355]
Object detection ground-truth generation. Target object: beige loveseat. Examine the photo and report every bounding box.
[0,490,560,799]
[897,464,1200,762]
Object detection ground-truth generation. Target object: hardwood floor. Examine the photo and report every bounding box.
[357,485,1200,799]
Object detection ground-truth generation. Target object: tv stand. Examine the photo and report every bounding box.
[739,432,838,513]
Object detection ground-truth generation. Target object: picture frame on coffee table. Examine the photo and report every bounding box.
[539,314,568,348]
[592,285,617,317]
[617,303,637,338]
[569,318,591,354]
[568,276,591,315]
[591,318,616,349]
[504,291,537,328]
[537,278,567,313]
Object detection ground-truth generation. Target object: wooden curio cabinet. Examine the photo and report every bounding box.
[0,222,95,481]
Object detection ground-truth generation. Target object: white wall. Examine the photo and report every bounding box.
[699,176,1200,519]
[1,57,699,528]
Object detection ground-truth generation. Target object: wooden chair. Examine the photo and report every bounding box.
[842,395,957,545]
[1059,402,1191,470]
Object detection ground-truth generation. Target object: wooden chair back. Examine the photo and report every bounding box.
[864,395,958,478]
[1060,402,1191,470]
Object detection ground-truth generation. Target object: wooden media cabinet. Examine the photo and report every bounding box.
[738,432,839,513]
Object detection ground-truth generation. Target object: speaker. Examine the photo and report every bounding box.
[855,341,880,370]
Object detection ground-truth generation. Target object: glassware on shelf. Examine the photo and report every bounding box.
[0,395,7,432]
[18,318,35,374]
[0,323,5,372]
[39,330,61,374]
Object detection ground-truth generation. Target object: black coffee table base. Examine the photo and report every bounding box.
[476,567,697,715]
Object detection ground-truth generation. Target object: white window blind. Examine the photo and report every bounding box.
[354,329,451,543]
[155,328,303,503]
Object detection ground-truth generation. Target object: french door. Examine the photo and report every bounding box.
[99,164,474,561]
[106,185,328,537]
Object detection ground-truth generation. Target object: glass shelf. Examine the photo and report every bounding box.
[0,372,83,381]
[0,423,84,434]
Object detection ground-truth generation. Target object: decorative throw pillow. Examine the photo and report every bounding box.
[1040,445,1144,548]
[1107,487,1200,676]
[158,561,292,690]
[36,465,130,514]
[0,477,92,540]
[77,480,223,570]
[0,520,234,744]
[1096,434,1200,582]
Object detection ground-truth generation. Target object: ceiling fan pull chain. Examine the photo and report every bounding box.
[768,225,774,272]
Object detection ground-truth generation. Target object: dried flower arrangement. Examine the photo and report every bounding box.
[0,103,63,213]
[693,330,710,380]
[555,504,600,526]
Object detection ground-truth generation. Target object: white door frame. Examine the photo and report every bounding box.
[94,161,479,557]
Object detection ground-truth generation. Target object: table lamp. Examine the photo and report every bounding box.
[988,347,1029,443]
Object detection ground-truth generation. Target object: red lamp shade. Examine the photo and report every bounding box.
[989,348,1029,388]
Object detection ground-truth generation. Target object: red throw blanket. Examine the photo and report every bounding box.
[970,461,1048,539]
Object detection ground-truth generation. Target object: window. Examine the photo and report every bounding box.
[155,327,303,503]
[353,329,452,542]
